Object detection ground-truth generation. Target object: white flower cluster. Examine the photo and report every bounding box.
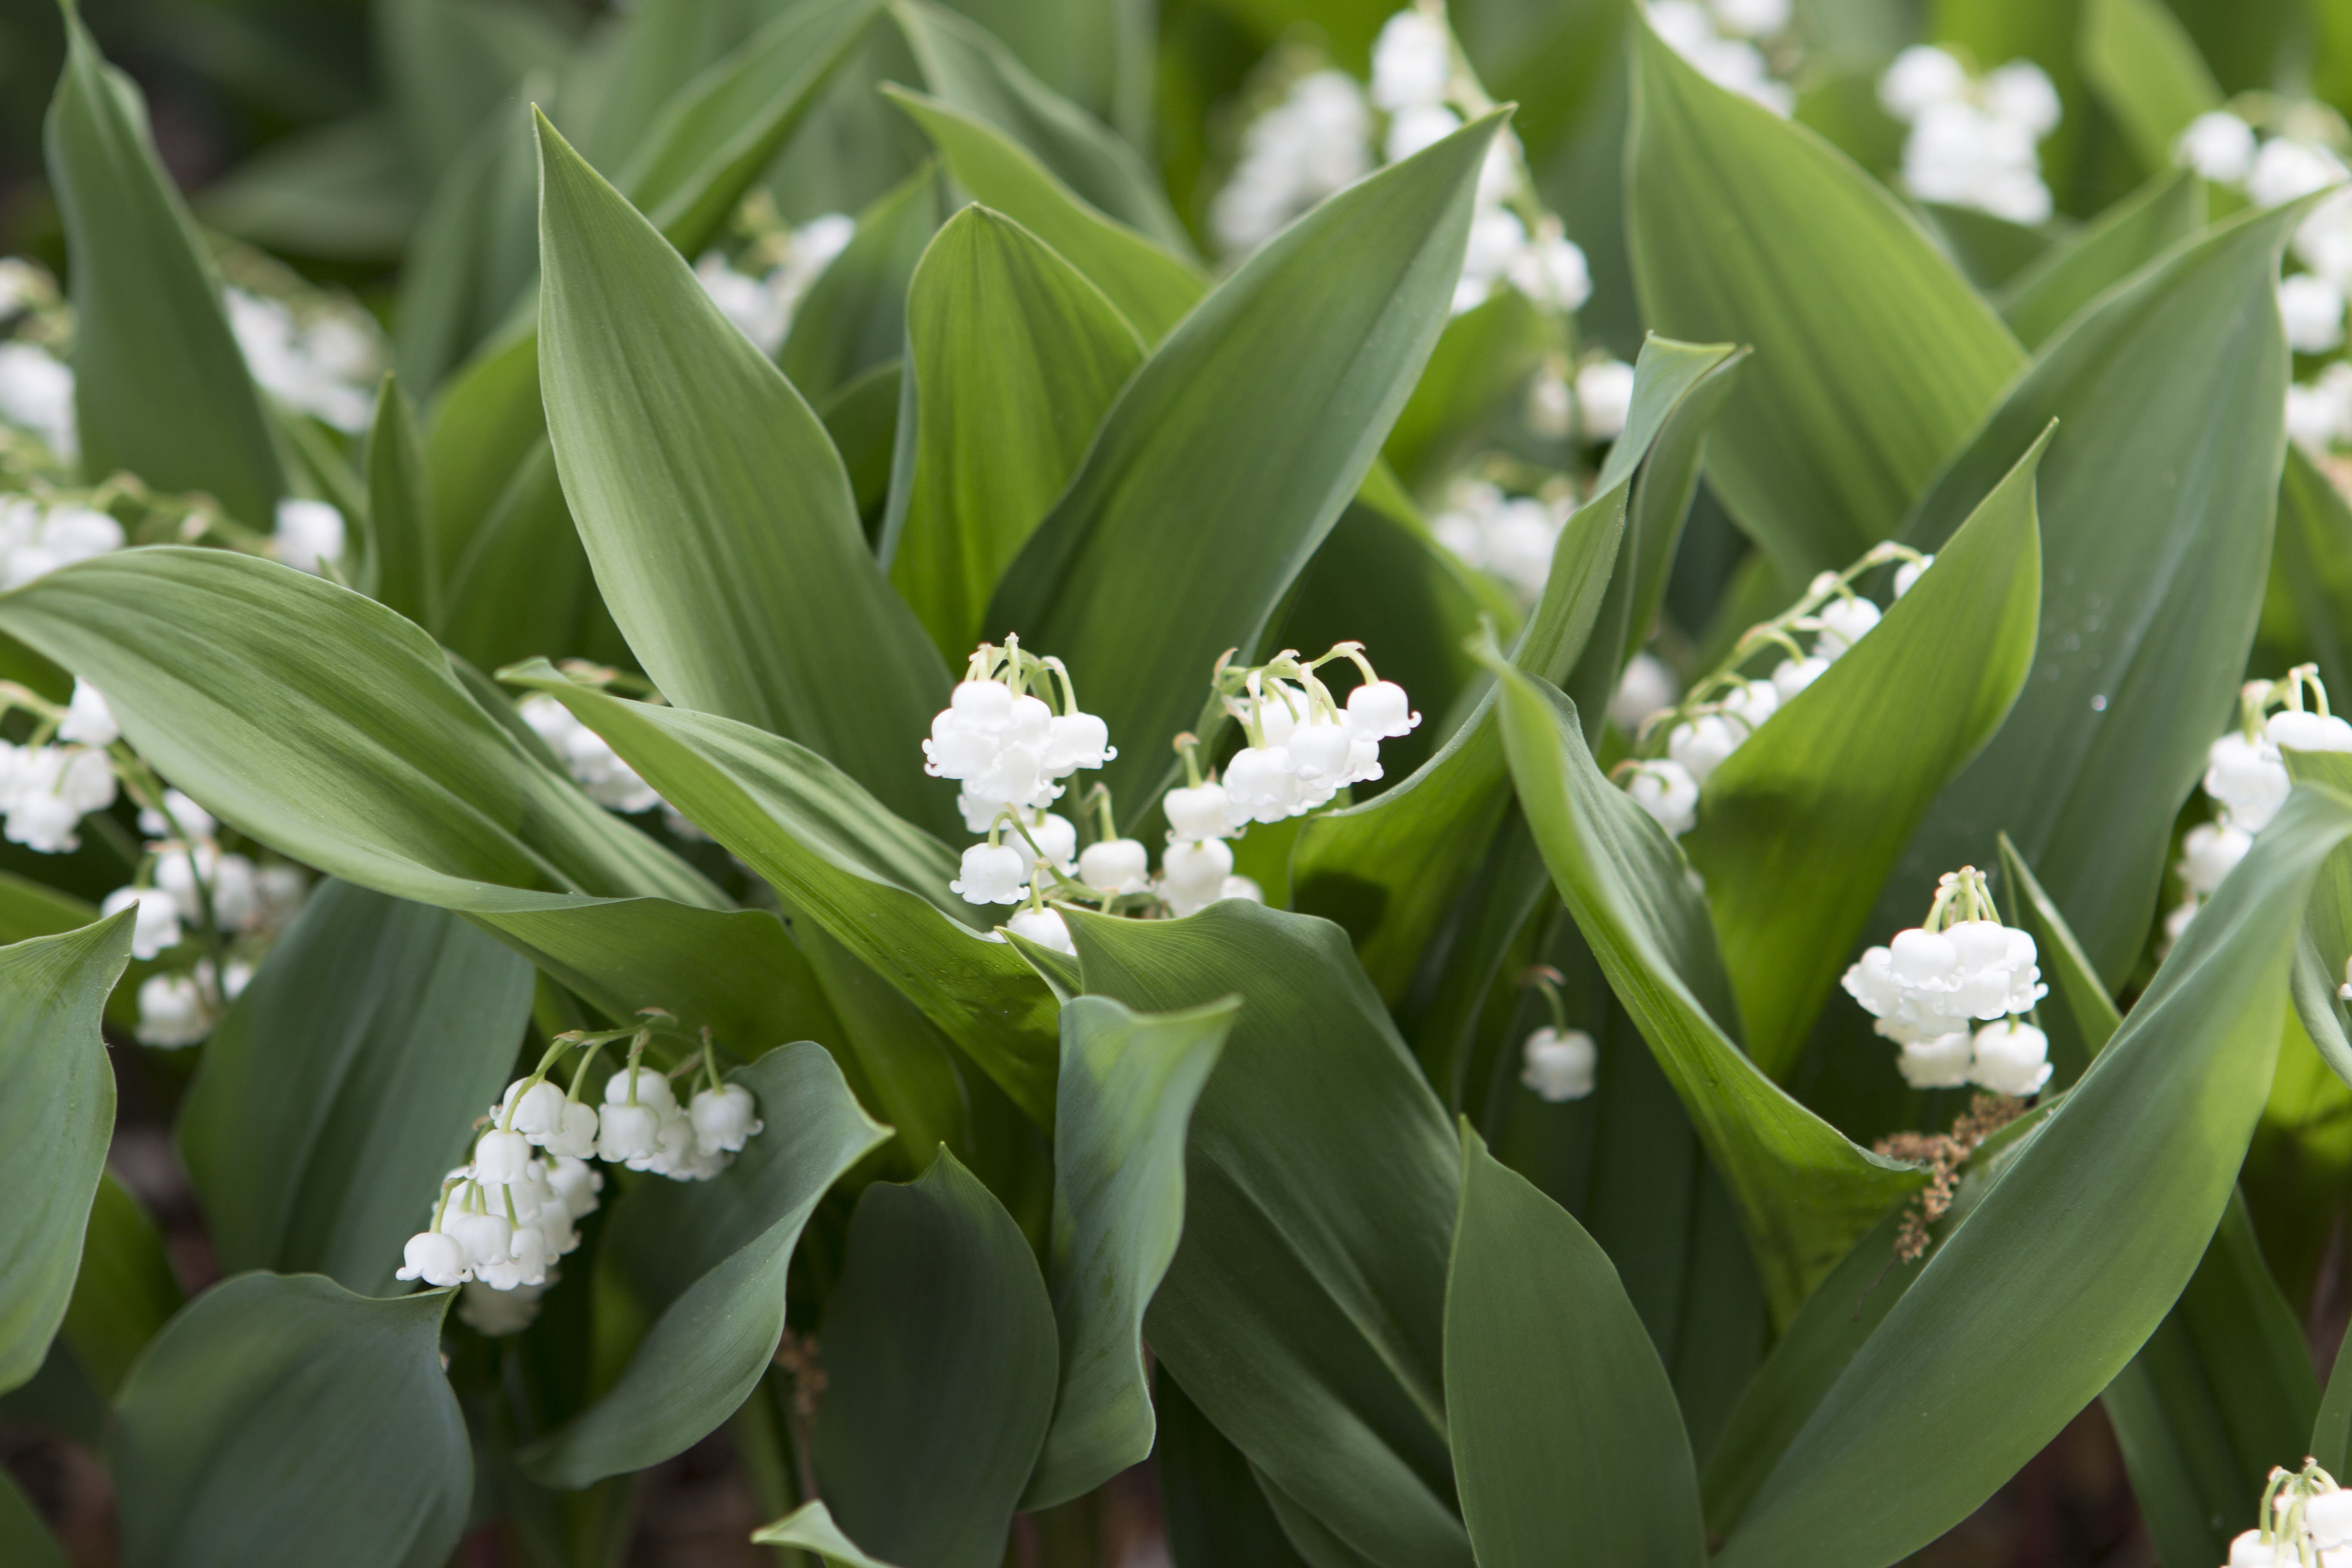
[2171,668,2352,949]
[1520,1026,1596,1102]
[399,1047,764,1334]
[694,212,855,358]
[226,288,381,435]
[119,782,305,1047]
[1609,651,1681,734]
[0,677,119,853]
[1645,0,1797,117]
[1622,554,1928,838]
[1432,477,1577,597]
[519,693,658,813]
[0,493,122,591]
[1842,867,2052,1095]
[0,258,75,462]
[272,497,346,576]
[1211,70,1375,256]
[1879,46,2062,224]
[2225,1462,2352,1567]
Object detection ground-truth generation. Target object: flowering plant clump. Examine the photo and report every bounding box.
[7,0,2352,1565]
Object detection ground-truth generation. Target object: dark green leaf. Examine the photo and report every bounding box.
[0,1470,64,1568]
[2079,0,2225,174]
[363,374,438,628]
[1626,13,2024,581]
[45,7,285,521]
[58,1173,181,1400]
[776,163,942,402]
[1381,292,1558,491]
[1026,995,1235,1508]
[536,113,954,832]
[194,112,420,264]
[437,439,610,675]
[1154,1369,1314,1568]
[1445,1127,1705,1568]
[1999,171,2206,349]
[394,91,540,398]
[111,1274,470,1568]
[815,1150,1058,1568]
[0,913,133,1395]
[524,1045,889,1485]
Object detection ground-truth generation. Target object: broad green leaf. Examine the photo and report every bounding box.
[45,7,284,521]
[500,665,1060,1121]
[885,87,1206,341]
[394,91,540,398]
[112,1274,469,1568]
[578,0,768,171]
[1687,430,2045,1076]
[0,548,834,1050]
[1918,200,2061,294]
[2287,747,2352,1092]
[194,113,419,264]
[178,881,534,1296]
[1626,12,2024,581]
[753,1501,903,1567]
[989,113,1504,815]
[1997,831,2114,1084]
[1292,335,1740,1004]
[2079,0,2224,174]
[822,360,906,530]
[2318,1320,2352,1476]
[0,913,133,1396]
[1999,171,2206,349]
[815,1150,1059,1568]
[885,205,1145,661]
[1068,902,1470,1568]
[1484,659,1919,1322]
[1716,786,2352,1568]
[438,439,611,676]
[2276,447,2352,704]
[536,114,954,833]
[892,0,1192,254]
[1898,201,2301,984]
[58,1173,181,1400]
[777,162,942,403]
[524,1045,889,1485]
[1025,995,1235,1508]
[1446,1127,1705,1568]
[363,374,438,628]
[0,1471,64,1568]
[1154,1369,1315,1568]
[420,327,545,594]
[1381,291,1559,491]
[794,921,966,1168]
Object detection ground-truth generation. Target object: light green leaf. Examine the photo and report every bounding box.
[1484,658,1918,1323]
[1626,12,2024,581]
[420,327,545,594]
[58,1173,181,1401]
[752,1501,903,1567]
[1716,786,2352,1568]
[1898,201,2301,984]
[884,87,1206,342]
[884,205,1144,661]
[536,112,954,833]
[1687,430,2045,1076]
[111,1274,470,1568]
[2080,0,2225,174]
[1999,171,2206,349]
[178,881,534,1296]
[0,913,133,1396]
[2276,447,2352,705]
[793,921,966,1168]
[1068,902,1470,1568]
[363,374,438,628]
[394,90,540,398]
[815,1150,1059,1568]
[524,1045,889,1485]
[776,162,942,402]
[1025,995,1235,1509]
[499,664,1060,1121]
[44,6,285,521]
[1446,1126,1705,1568]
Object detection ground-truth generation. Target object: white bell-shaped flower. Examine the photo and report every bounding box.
[925,713,994,780]
[604,1065,677,1114]
[1893,555,1934,597]
[1340,737,1385,787]
[952,841,1030,905]
[1576,359,1637,442]
[2178,822,2251,897]
[1519,1027,1596,1101]
[1625,759,1698,838]
[1219,875,1265,905]
[1344,680,1421,739]
[57,680,118,747]
[1006,904,1076,956]
[2306,1489,2352,1546]
[1044,712,1115,775]
[1223,745,1303,826]
[1370,8,1452,111]
[1016,812,1078,876]
[543,1100,600,1160]
[1815,595,1882,656]
[2205,731,2291,833]
[473,1128,532,1185]
[1289,717,1355,782]
[1969,1020,2051,1096]
[1164,783,1234,842]
[1894,1030,1973,1088]
[1887,927,1960,989]
[1667,715,1742,787]
[134,971,210,1047]
[500,1078,569,1143]
[951,678,1014,730]
[1161,839,1235,917]
[1772,656,1829,702]
[2225,1528,2278,1567]
[101,885,184,961]
[596,1101,661,1162]
[548,1155,603,1220]
[635,1108,703,1177]
[1610,651,1678,730]
[479,1225,550,1291]
[397,1230,470,1287]
[135,787,214,841]
[973,742,1055,810]
[2269,708,2352,753]
[1078,837,1150,894]
[1005,693,1054,748]
[447,1209,515,1272]
[690,1083,763,1155]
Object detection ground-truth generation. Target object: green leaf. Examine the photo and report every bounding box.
[2286,746,2352,1091]
[1715,786,2352,1568]
[1685,429,2046,1076]
[576,0,767,172]
[988,113,1504,814]
[0,548,833,1051]
[523,1045,889,1485]
[0,912,134,1396]
[884,87,1206,342]
[420,327,545,592]
[536,112,954,833]
[394,91,540,398]
[821,360,906,530]
[111,1274,470,1568]
[1625,12,2024,581]
[194,112,419,264]
[2276,447,2352,705]
[1999,171,2206,349]
[891,0,1192,254]
[793,920,966,1167]
[1154,1369,1315,1568]
[776,162,942,403]
[0,1470,64,1568]
[2318,1314,2352,1476]
[1291,336,1740,1002]
[499,665,1060,1121]
[1483,658,1918,1323]
[362,374,438,628]
[1917,200,2061,295]
[1025,995,1236,1508]
[44,6,285,521]
[1381,291,1559,491]
[1445,1127,1706,1568]
[58,1173,181,1400]
[752,1501,903,1567]
[1997,831,2115,1084]
[437,438,612,676]
[1067,902,1470,1568]
[177,881,534,1296]
[884,205,1145,661]
[815,1150,1059,1568]
[1898,201,2302,985]
[2079,0,2225,174]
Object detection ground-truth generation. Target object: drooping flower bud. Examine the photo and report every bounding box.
[396,1230,470,1287]
[1624,759,1698,838]
[447,1210,515,1272]
[1344,680,1421,740]
[690,1083,764,1155]
[1519,1027,1597,1101]
[604,1066,677,1114]
[1815,595,1882,657]
[1969,1020,2051,1096]
[1006,904,1077,956]
[57,680,118,747]
[596,1102,661,1162]
[1164,784,1234,843]
[473,1129,533,1185]
[1078,838,1151,894]
[952,841,1030,905]
[1894,1030,1973,1088]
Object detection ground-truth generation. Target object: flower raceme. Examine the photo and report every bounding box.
[1843,866,2051,1096]
[2225,1461,2352,1566]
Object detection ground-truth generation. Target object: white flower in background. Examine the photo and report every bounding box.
[2281,273,2349,354]
[132,959,251,1048]
[1078,836,1151,895]
[518,693,663,814]
[2168,671,2351,944]
[1520,1026,1597,1101]
[1159,837,1234,918]
[2226,1461,2352,1568]
[1893,554,1935,597]
[1432,478,1574,597]
[2288,362,2352,454]
[1610,651,1680,732]
[0,343,76,459]
[0,740,116,852]
[1968,1019,2051,1096]
[225,288,380,433]
[57,680,116,747]
[1842,866,2049,1093]
[1163,782,1234,844]
[2204,730,2291,834]
[693,213,854,357]
[1624,758,1699,837]
[1211,70,1375,255]
[2175,110,2259,184]
[272,498,346,576]
[0,495,125,590]
[1878,46,2059,224]
[1006,903,1076,955]
[101,885,182,960]
[1370,9,1452,112]
[1647,0,1796,117]
[2248,137,2350,208]
[1575,357,1637,441]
